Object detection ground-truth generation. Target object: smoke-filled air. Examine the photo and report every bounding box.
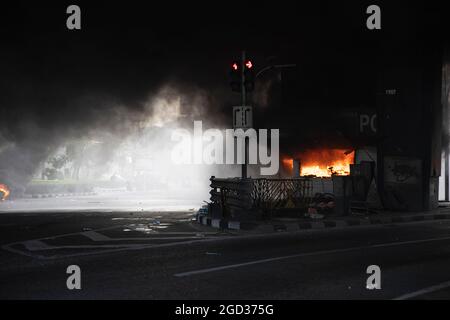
[0,82,242,211]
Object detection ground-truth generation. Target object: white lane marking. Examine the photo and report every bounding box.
[21,236,210,252]
[2,244,47,260]
[82,231,111,241]
[123,232,218,235]
[81,230,209,241]
[6,220,450,261]
[23,240,51,250]
[107,236,206,240]
[174,235,450,277]
[175,247,361,277]
[24,244,144,250]
[2,237,226,260]
[0,224,218,259]
[393,280,450,300]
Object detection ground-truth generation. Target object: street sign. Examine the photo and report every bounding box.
[233,106,253,129]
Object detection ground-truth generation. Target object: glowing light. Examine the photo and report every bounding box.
[282,149,354,177]
[245,60,253,69]
[232,63,238,71]
[0,184,10,201]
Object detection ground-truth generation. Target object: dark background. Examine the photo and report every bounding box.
[0,0,447,156]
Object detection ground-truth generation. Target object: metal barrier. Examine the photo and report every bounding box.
[251,178,313,213]
[210,176,314,217]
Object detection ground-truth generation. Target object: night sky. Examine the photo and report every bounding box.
[0,1,447,152]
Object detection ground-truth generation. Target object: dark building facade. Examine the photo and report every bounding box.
[273,2,448,212]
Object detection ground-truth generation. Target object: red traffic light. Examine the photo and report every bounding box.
[232,63,239,71]
[245,60,253,69]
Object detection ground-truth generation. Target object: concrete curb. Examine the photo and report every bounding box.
[22,192,97,199]
[197,212,450,232]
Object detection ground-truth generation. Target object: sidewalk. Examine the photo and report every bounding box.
[197,206,450,233]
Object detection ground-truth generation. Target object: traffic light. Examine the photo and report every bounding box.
[229,61,241,92]
[244,60,254,92]
[229,58,255,92]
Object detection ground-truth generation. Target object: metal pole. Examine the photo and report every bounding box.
[241,50,248,179]
[241,50,246,107]
[445,146,449,201]
[444,61,450,202]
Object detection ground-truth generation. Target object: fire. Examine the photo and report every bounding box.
[283,149,354,177]
[0,183,10,201]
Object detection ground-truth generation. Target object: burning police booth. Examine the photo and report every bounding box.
[208,87,442,223]
[207,107,380,222]
[206,35,446,223]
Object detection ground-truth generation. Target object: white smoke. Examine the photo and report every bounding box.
[0,83,240,208]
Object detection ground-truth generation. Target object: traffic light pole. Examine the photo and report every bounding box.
[241,50,248,179]
[231,53,294,179]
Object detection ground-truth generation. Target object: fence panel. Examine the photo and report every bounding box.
[210,177,314,216]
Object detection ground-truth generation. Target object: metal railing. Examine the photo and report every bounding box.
[251,178,313,212]
[210,177,314,217]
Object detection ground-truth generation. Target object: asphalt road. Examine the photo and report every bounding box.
[2,197,450,299]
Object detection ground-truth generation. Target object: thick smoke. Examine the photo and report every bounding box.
[0,80,235,200]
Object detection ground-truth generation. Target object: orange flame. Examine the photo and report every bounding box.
[0,184,10,201]
[283,149,354,177]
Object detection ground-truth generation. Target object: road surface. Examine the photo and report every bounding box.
[1,196,450,299]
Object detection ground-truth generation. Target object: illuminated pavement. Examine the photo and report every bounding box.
[0,190,204,213]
